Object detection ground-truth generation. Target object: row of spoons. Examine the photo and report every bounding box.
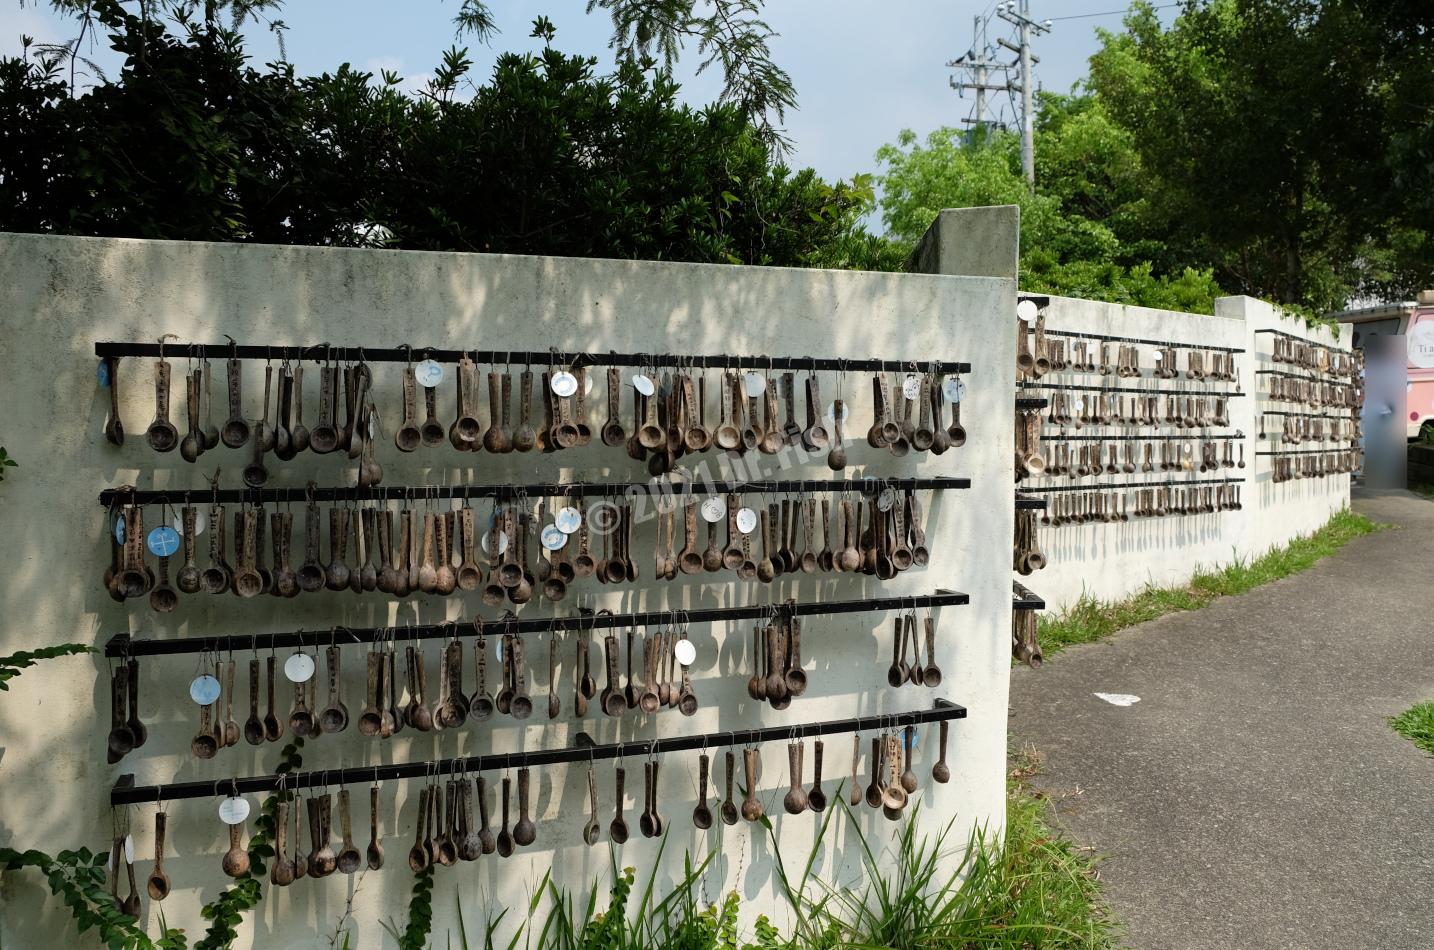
[136,720,956,904]
[105,488,934,611]
[1038,485,1244,526]
[108,350,969,475]
[1043,392,1235,430]
[1270,450,1360,482]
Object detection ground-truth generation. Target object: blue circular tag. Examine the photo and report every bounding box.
[96,360,111,387]
[147,525,181,558]
[113,518,126,544]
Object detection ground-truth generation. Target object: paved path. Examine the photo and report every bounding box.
[1009,488,1434,950]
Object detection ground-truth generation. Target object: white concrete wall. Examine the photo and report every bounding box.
[1026,294,1351,612]
[910,206,1350,614]
[1220,295,1353,555]
[0,232,1016,948]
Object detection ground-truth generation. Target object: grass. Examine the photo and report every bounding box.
[401,766,1118,949]
[1037,508,1381,657]
[1390,702,1434,756]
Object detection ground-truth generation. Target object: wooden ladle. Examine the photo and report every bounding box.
[145,812,171,901]
[609,766,630,844]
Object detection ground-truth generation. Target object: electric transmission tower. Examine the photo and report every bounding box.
[947,13,1010,145]
[995,0,1052,190]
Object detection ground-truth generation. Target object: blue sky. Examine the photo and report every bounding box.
[2,1,1173,227]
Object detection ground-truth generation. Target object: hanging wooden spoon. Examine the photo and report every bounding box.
[741,748,764,821]
[783,742,808,815]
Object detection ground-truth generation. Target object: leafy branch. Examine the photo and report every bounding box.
[587,0,796,149]
[0,643,91,691]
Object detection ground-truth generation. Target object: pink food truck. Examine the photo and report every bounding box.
[1336,291,1434,439]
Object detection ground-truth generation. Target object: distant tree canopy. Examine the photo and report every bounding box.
[0,0,891,269]
[876,0,1434,315]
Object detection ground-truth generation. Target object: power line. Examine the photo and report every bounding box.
[1048,2,1179,21]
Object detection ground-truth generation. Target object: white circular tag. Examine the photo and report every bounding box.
[283,652,315,683]
[943,379,966,403]
[902,375,921,399]
[173,509,207,538]
[481,530,508,556]
[415,359,444,388]
[189,674,221,706]
[632,374,655,397]
[583,372,595,395]
[550,371,578,397]
[825,401,850,425]
[877,488,896,512]
[743,372,766,398]
[541,525,567,551]
[1072,397,1085,412]
[700,497,726,523]
[123,835,134,864]
[674,639,696,666]
[735,508,758,534]
[1152,350,1163,362]
[554,506,582,534]
[218,797,251,825]
[147,526,181,558]
[1016,299,1039,323]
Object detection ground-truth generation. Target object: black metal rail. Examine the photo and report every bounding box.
[109,699,967,804]
[1012,581,1045,611]
[1015,397,1049,411]
[103,589,971,658]
[1255,449,1359,457]
[1256,368,1353,382]
[1038,329,1245,354]
[1041,433,1241,442]
[1014,493,1046,510]
[1017,477,1244,493]
[1254,327,1345,353]
[1018,381,1245,397]
[93,342,971,376]
[98,476,971,508]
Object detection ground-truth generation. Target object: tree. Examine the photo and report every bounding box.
[0,1,873,268]
[1087,0,1434,312]
[875,94,1223,313]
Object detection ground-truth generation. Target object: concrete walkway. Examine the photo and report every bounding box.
[1009,488,1434,950]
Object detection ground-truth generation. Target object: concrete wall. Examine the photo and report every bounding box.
[0,231,1016,948]
[1025,294,1350,611]
[914,208,1351,613]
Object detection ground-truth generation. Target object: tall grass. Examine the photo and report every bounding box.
[407,773,1116,950]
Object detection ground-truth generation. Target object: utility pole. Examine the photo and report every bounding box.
[996,0,1051,190]
[947,14,1009,146]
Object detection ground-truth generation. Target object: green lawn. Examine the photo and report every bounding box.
[1037,509,1381,657]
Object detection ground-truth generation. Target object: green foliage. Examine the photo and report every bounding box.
[0,845,184,949]
[1037,508,1379,657]
[0,446,15,481]
[876,117,1224,312]
[0,642,90,691]
[391,778,1114,950]
[381,866,435,950]
[1087,0,1434,311]
[4,2,862,268]
[1389,702,1434,757]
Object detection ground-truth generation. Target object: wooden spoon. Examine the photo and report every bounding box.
[741,748,764,821]
[221,818,251,878]
[103,356,125,445]
[146,358,179,452]
[407,787,431,872]
[495,776,515,857]
[336,789,363,874]
[783,742,808,815]
[366,785,385,869]
[145,812,171,901]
